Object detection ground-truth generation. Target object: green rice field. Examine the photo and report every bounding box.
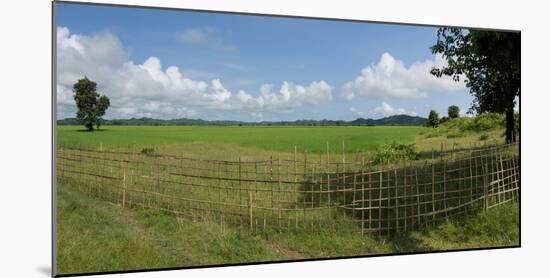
[56,125,425,154]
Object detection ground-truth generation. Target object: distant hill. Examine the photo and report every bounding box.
[57,114,427,126]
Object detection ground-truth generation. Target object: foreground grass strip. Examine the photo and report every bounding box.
[56,185,282,275]
[57,183,518,275]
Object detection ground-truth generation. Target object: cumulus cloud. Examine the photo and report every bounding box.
[342,52,465,100]
[349,107,366,117]
[175,27,238,52]
[350,102,418,118]
[56,27,332,119]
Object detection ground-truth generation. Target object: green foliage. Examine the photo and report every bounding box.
[430,28,520,143]
[374,142,418,164]
[73,77,110,131]
[427,110,440,128]
[140,147,156,155]
[422,112,509,143]
[462,113,505,132]
[448,105,460,119]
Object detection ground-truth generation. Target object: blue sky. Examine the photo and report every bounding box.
[56,2,473,121]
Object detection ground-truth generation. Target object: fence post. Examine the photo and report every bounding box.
[394,167,399,233]
[403,160,407,232]
[238,157,242,206]
[483,156,488,212]
[360,154,365,235]
[122,161,127,208]
[342,140,346,213]
[443,159,447,218]
[248,190,253,232]
[326,142,331,207]
[499,152,505,203]
[270,156,274,208]
[469,151,474,202]
[431,149,435,222]
[415,168,421,227]
[294,145,298,182]
[378,157,383,234]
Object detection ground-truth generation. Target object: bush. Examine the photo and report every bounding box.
[140,148,156,155]
[479,133,490,141]
[462,113,505,132]
[374,142,418,164]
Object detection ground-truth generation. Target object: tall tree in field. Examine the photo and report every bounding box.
[448,105,460,119]
[430,28,520,143]
[73,77,110,131]
[427,110,439,128]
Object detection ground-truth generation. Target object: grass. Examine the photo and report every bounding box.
[56,183,519,275]
[414,114,510,152]
[56,184,283,275]
[57,125,425,154]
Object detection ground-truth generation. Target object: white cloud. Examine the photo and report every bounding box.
[349,107,366,117]
[175,27,238,52]
[350,102,417,118]
[56,27,333,119]
[342,52,465,100]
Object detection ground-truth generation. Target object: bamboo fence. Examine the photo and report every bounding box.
[56,143,519,235]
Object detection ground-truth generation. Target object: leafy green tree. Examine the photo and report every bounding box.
[448,105,460,119]
[73,77,110,131]
[427,110,439,128]
[430,28,520,143]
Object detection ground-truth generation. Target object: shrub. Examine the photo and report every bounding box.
[140,148,156,155]
[479,133,490,141]
[462,113,505,132]
[374,142,418,164]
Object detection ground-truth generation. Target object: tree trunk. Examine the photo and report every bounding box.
[505,107,516,143]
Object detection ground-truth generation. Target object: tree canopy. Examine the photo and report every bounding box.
[427,110,439,128]
[448,105,460,119]
[430,28,520,143]
[73,77,110,131]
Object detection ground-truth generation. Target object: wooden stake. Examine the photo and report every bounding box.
[443,159,448,218]
[431,149,435,222]
[294,145,298,182]
[394,167,399,233]
[378,157,382,234]
[415,168,421,227]
[483,156,488,212]
[342,140,346,212]
[122,161,127,208]
[248,191,253,232]
[270,156,274,208]
[238,157,242,206]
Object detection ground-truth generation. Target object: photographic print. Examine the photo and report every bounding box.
[54,1,520,276]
